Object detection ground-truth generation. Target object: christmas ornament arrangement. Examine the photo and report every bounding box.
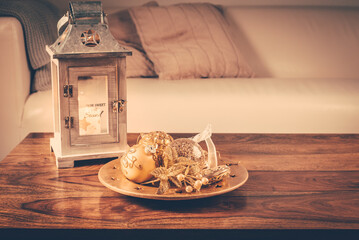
[120,125,231,194]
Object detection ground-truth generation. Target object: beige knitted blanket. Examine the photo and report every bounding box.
[0,0,59,91]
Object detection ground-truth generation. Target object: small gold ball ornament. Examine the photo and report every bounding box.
[185,185,193,193]
[194,180,203,191]
[201,177,209,185]
[177,173,185,182]
[120,144,156,183]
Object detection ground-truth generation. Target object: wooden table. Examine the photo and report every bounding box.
[0,133,358,239]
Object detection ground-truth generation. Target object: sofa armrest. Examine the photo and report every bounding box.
[0,17,31,160]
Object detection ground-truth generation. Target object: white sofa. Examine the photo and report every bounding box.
[1,2,359,160]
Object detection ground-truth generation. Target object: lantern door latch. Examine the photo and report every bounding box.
[113,99,126,113]
[64,116,74,128]
[64,85,73,97]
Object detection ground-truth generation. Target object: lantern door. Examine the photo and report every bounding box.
[68,66,118,146]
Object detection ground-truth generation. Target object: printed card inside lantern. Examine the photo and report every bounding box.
[46,1,131,168]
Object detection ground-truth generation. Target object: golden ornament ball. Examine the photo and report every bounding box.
[138,131,173,146]
[120,144,156,183]
[138,131,174,166]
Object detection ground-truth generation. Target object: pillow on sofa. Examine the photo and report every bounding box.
[107,1,157,77]
[129,3,254,79]
[120,44,157,77]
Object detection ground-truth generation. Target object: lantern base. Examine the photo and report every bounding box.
[50,137,126,168]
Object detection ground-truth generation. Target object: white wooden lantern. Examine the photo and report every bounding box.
[46,1,131,168]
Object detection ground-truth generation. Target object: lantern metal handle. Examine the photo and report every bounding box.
[69,1,104,25]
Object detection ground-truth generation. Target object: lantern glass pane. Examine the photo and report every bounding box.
[78,75,109,136]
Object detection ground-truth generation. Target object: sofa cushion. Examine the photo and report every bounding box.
[107,1,158,77]
[107,1,158,51]
[225,6,359,78]
[21,77,359,138]
[129,3,254,80]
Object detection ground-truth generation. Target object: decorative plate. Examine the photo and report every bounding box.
[98,158,248,200]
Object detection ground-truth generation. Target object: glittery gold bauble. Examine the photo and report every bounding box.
[138,131,173,146]
[170,138,206,168]
[120,144,156,183]
[138,131,174,167]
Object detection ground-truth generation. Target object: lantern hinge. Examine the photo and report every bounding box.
[113,99,126,113]
[63,85,73,97]
[64,116,74,128]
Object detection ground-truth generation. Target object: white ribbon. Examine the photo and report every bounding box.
[191,124,218,168]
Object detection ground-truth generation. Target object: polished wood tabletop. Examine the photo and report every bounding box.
[0,133,358,236]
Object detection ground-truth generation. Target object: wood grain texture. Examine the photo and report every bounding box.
[0,133,358,229]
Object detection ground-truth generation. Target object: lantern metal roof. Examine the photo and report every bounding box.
[48,1,131,59]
